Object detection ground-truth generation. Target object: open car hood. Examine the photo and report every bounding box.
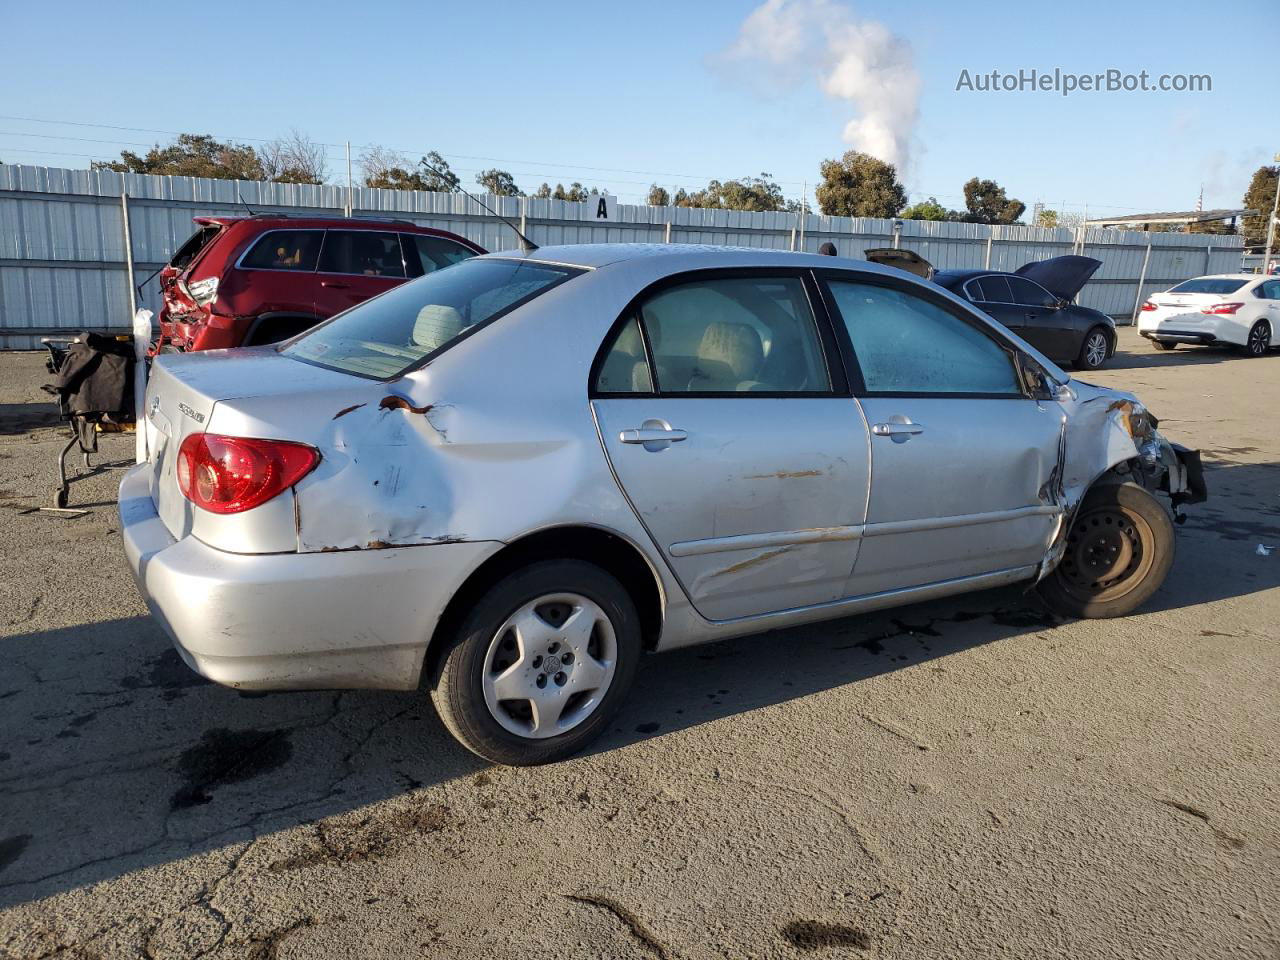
[1014,255,1101,302]
[864,248,934,280]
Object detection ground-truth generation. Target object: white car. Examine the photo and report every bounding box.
[1138,274,1280,356]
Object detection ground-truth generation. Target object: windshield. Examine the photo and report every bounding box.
[284,258,581,379]
[1168,278,1247,295]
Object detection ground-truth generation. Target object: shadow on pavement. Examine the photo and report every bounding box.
[1,457,1275,910]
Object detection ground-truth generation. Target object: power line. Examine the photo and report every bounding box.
[0,112,1197,214]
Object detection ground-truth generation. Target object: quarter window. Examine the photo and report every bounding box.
[827,281,1023,395]
[594,317,654,394]
[240,230,324,271]
[318,230,406,277]
[630,277,832,394]
[404,234,477,277]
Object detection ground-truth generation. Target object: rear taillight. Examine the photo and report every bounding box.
[1202,302,1243,315]
[181,276,219,307]
[1140,300,1157,311]
[176,434,319,514]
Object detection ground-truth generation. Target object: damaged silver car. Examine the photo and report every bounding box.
[118,244,1206,765]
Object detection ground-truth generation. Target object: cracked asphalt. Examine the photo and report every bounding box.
[1,329,1278,959]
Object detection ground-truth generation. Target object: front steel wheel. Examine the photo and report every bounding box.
[1037,483,1175,618]
[432,560,641,765]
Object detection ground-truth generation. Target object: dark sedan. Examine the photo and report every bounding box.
[933,257,1116,370]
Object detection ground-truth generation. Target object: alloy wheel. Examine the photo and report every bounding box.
[481,593,618,739]
[1084,332,1108,368]
[1248,322,1270,356]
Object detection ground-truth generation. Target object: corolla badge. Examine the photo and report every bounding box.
[177,402,206,424]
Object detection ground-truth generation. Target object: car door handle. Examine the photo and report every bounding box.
[321,280,349,289]
[620,427,688,444]
[872,419,925,442]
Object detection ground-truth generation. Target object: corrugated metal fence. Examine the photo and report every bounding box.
[0,164,1244,349]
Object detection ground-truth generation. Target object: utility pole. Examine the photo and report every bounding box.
[1263,152,1280,275]
[345,141,353,218]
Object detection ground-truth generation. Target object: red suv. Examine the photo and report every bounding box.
[155,216,486,352]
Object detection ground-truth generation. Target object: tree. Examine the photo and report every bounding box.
[1242,165,1279,249]
[361,148,459,193]
[1035,208,1059,228]
[815,152,906,218]
[476,169,521,196]
[675,173,788,212]
[647,184,671,206]
[901,196,948,221]
[418,151,460,193]
[259,129,327,184]
[92,133,264,181]
[962,177,1025,224]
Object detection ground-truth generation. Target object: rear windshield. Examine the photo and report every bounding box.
[284,258,581,379]
[1168,278,1247,295]
[169,225,222,270]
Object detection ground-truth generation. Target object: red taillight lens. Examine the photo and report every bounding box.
[1202,302,1243,315]
[176,434,319,514]
[1140,300,1158,311]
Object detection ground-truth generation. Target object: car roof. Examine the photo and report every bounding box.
[483,242,914,277]
[1174,274,1258,281]
[195,215,456,233]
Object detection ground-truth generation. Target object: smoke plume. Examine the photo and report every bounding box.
[723,0,920,175]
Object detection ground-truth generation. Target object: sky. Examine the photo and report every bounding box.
[0,0,1273,218]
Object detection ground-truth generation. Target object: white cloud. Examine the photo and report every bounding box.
[722,0,920,175]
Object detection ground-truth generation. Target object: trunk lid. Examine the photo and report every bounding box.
[1014,255,1102,302]
[144,349,375,552]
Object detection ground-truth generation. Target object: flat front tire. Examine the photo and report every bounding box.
[1036,483,1175,619]
[431,560,641,765]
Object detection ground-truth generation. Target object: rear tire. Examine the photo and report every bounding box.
[431,560,641,765]
[1036,483,1175,619]
[1241,320,1271,357]
[1152,340,1176,351]
[1076,327,1110,370]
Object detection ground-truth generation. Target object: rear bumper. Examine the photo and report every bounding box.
[1138,314,1249,346]
[1139,329,1219,345]
[118,463,501,691]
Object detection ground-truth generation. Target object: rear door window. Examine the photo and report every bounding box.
[1168,278,1247,295]
[404,234,478,277]
[632,276,832,394]
[240,230,324,271]
[976,275,1012,303]
[1006,276,1057,307]
[318,230,406,278]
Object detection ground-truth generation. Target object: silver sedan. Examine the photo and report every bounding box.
[118,244,1205,765]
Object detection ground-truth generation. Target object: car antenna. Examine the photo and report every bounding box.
[419,159,538,252]
[236,189,256,217]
